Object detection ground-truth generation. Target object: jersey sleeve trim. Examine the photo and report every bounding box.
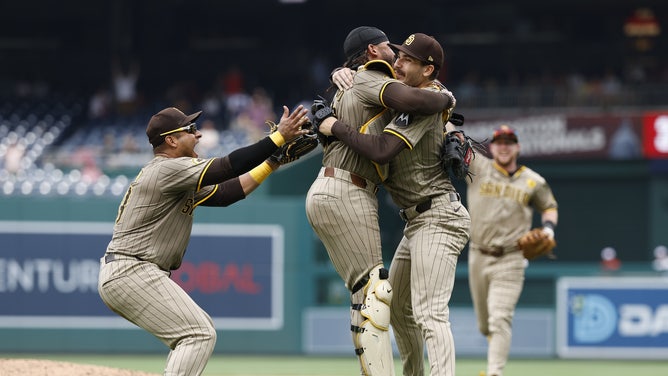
[194,184,218,208]
[378,82,394,108]
[372,161,387,182]
[359,109,389,134]
[196,158,217,191]
[384,129,413,150]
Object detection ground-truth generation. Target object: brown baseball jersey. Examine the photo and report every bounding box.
[382,83,471,376]
[466,155,557,376]
[322,65,400,184]
[99,156,219,376]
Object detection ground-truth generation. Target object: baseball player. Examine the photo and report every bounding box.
[323,33,470,376]
[97,105,309,376]
[466,125,558,376]
[305,26,456,376]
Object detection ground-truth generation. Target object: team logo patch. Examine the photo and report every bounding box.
[526,178,536,188]
[394,113,412,127]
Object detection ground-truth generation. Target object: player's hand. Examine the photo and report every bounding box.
[318,117,337,136]
[332,67,354,91]
[275,105,310,142]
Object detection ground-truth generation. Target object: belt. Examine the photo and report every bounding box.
[399,192,460,221]
[323,166,377,193]
[103,253,142,264]
[478,246,504,257]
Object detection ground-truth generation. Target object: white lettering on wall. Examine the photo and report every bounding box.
[619,304,668,337]
[0,258,99,293]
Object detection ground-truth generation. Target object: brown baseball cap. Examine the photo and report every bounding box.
[146,107,202,147]
[343,26,390,60]
[491,125,519,143]
[390,33,444,69]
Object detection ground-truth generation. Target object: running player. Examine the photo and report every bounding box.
[466,125,558,376]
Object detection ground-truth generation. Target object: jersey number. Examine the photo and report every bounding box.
[182,198,195,216]
[115,185,133,224]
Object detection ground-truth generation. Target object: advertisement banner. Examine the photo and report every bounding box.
[556,276,668,359]
[642,112,668,158]
[462,114,644,160]
[0,221,283,330]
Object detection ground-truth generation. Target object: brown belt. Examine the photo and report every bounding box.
[478,246,504,257]
[398,192,460,222]
[324,166,369,190]
[104,253,142,264]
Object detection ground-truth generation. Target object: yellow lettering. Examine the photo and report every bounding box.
[479,182,530,205]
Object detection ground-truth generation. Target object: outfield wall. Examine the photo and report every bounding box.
[0,190,314,354]
[1,155,668,357]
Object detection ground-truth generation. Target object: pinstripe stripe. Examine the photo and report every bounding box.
[99,259,215,375]
[390,200,470,376]
[322,69,399,184]
[383,128,412,149]
[306,168,382,289]
[107,156,215,270]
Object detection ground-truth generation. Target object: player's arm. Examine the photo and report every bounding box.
[320,117,406,164]
[332,66,454,114]
[534,182,559,238]
[199,159,280,207]
[381,82,454,115]
[541,208,558,227]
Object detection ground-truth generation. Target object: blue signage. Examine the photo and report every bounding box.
[557,276,668,359]
[0,221,283,330]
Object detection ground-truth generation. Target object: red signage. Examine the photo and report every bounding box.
[642,113,668,159]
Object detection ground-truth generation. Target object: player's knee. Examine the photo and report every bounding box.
[488,314,513,334]
[206,326,217,346]
[360,266,393,330]
[197,320,217,348]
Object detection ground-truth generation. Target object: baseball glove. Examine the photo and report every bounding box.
[311,96,337,146]
[266,120,319,164]
[440,130,477,181]
[517,228,557,260]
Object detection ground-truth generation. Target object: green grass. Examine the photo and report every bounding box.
[2,354,667,376]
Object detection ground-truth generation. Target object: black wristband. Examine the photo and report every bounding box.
[542,220,556,230]
[228,136,277,175]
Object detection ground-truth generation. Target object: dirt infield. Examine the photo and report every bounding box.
[0,359,160,376]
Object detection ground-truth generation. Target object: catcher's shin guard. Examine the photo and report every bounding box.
[350,265,395,376]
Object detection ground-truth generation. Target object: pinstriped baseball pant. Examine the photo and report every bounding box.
[306,169,386,373]
[305,168,383,290]
[468,247,525,376]
[389,196,470,376]
[98,258,216,376]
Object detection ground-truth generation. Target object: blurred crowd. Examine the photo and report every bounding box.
[1,52,667,197]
